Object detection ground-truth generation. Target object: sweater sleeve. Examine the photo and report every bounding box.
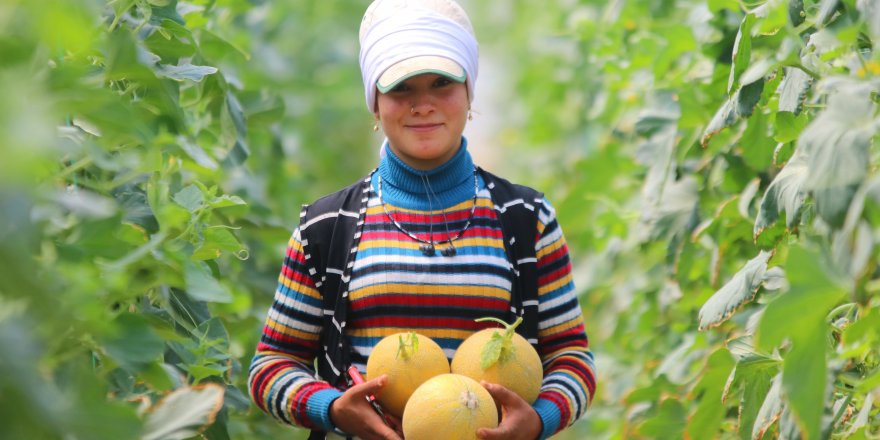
[530,198,596,438]
[248,228,343,432]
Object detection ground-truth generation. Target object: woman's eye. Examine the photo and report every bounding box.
[433,78,452,87]
[390,83,410,93]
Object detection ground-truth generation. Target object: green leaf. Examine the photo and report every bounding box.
[637,399,686,438]
[740,111,776,171]
[157,63,218,82]
[102,313,165,368]
[788,0,805,27]
[845,393,876,435]
[773,111,808,143]
[173,185,204,213]
[753,0,788,34]
[624,375,679,404]
[702,78,765,147]
[148,0,184,25]
[638,176,699,242]
[209,195,247,209]
[752,373,784,439]
[397,332,419,360]
[756,246,845,350]
[198,28,251,62]
[729,14,756,93]
[634,90,681,137]
[857,0,880,39]
[754,148,808,239]
[817,0,841,26]
[480,331,506,370]
[799,85,875,228]
[142,384,225,440]
[192,227,243,261]
[842,306,880,346]
[185,364,227,382]
[686,349,736,439]
[780,319,828,440]
[707,0,740,12]
[144,19,197,59]
[698,250,776,330]
[777,407,802,439]
[776,68,812,115]
[184,261,232,303]
[739,367,775,440]
[756,246,846,440]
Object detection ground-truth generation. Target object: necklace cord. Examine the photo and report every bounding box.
[423,173,456,256]
[420,174,436,255]
[378,169,479,256]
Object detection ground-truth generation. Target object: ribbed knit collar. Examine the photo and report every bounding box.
[373,137,476,210]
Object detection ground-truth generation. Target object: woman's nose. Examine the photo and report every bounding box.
[410,94,434,115]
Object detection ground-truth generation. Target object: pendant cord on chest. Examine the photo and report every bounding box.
[377,169,478,257]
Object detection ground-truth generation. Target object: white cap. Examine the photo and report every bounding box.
[359,0,479,111]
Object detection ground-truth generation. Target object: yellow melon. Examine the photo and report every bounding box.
[402,373,498,440]
[365,332,450,417]
[451,317,543,404]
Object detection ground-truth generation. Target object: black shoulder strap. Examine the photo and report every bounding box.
[297,173,373,387]
[478,167,543,348]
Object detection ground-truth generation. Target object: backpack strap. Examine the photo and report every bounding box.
[478,167,543,347]
[298,173,374,387]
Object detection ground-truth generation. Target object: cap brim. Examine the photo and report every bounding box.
[376,56,466,93]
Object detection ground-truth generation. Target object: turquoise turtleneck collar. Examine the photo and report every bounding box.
[372,137,477,210]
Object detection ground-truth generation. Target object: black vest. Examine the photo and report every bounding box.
[300,168,542,439]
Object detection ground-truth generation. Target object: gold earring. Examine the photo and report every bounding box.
[373,119,379,131]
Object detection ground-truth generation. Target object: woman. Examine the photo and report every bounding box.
[248,1,596,439]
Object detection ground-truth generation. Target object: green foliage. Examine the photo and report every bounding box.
[0,0,369,437]
[3,0,880,438]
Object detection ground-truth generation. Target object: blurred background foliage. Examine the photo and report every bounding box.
[1,0,878,438]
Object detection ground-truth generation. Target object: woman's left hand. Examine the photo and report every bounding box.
[476,381,543,440]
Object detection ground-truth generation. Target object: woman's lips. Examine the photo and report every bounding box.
[406,123,442,132]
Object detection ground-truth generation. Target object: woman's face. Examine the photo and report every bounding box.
[376,73,469,170]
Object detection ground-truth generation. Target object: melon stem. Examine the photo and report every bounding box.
[474,316,522,368]
[397,332,419,360]
[475,316,523,337]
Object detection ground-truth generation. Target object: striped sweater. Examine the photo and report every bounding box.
[249,141,595,438]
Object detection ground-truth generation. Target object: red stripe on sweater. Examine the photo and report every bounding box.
[353,315,484,329]
[251,360,289,412]
[540,325,588,354]
[352,293,508,310]
[364,206,498,223]
[551,358,597,398]
[293,387,321,429]
[538,263,571,286]
[360,226,505,242]
[541,391,572,433]
[537,245,568,269]
[280,265,317,288]
[285,246,307,262]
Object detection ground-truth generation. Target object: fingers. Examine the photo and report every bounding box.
[480,381,522,406]
[350,374,389,397]
[477,382,542,440]
[477,425,509,440]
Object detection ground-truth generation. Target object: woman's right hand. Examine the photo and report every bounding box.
[329,374,403,440]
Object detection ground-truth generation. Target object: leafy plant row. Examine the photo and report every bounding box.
[513,0,880,437]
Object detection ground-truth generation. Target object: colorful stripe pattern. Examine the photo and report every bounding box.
[248,189,595,436]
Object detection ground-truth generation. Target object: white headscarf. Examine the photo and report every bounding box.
[359,2,479,112]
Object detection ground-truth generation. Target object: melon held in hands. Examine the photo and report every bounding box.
[366,332,450,417]
[402,373,498,440]
[451,316,543,404]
